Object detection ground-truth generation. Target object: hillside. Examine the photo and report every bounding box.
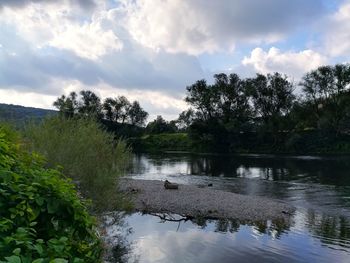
[0,103,57,126]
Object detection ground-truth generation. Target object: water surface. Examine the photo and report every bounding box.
[104,153,350,263]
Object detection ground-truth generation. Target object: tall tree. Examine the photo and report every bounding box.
[78,90,102,119]
[53,92,78,118]
[128,101,148,126]
[102,97,116,121]
[185,80,217,121]
[246,72,295,132]
[177,109,195,130]
[213,73,252,128]
[300,64,350,132]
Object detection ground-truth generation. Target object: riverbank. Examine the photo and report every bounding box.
[120,179,295,222]
[130,131,350,154]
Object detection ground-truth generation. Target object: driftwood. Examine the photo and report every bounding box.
[164,180,179,190]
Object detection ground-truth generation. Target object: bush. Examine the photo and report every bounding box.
[0,125,102,262]
[24,117,131,212]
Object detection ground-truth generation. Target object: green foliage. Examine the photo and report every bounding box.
[146,116,178,134]
[24,117,131,212]
[180,65,350,154]
[0,104,56,129]
[131,133,191,152]
[0,125,102,262]
[53,91,148,127]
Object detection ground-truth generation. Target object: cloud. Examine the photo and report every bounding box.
[0,1,122,60]
[242,47,328,79]
[324,1,350,58]
[122,0,325,55]
[0,0,339,120]
[0,0,96,10]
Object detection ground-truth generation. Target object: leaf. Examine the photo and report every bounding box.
[12,248,21,255]
[4,256,21,263]
[49,259,68,263]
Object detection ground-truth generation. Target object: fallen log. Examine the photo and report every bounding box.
[164,180,179,189]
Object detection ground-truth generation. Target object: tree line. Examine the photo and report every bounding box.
[179,64,350,152]
[53,90,148,127]
[53,63,350,153]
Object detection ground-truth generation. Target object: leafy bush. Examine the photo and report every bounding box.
[0,125,102,262]
[24,117,131,212]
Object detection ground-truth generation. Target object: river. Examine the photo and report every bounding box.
[103,153,350,263]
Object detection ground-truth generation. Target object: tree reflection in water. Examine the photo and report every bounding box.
[101,210,350,262]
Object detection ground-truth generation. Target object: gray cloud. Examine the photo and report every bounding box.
[0,25,204,96]
[0,0,96,10]
[123,0,327,54]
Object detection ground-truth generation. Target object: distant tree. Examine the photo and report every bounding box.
[78,90,102,119]
[102,97,116,121]
[177,109,195,130]
[146,115,177,134]
[53,91,78,118]
[116,96,131,123]
[54,91,149,127]
[128,101,148,126]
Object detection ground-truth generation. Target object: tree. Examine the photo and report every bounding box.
[246,72,295,132]
[78,90,102,119]
[54,91,149,127]
[146,115,177,134]
[128,101,148,126]
[102,97,116,121]
[213,73,252,130]
[177,109,195,130]
[53,91,78,118]
[185,80,217,121]
[300,64,350,133]
[116,96,131,123]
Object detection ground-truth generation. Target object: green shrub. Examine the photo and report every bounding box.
[24,117,131,212]
[0,125,102,262]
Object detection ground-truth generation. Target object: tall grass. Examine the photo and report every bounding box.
[24,117,131,212]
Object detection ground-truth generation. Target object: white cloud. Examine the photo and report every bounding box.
[49,17,123,60]
[0,2,122,60]
[121,0,325,55]
[242,47,328,79]
[324,1,350,58]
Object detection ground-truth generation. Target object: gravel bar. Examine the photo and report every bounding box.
[120,179,295,222]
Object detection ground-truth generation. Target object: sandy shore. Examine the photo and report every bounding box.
[119,179,295,222]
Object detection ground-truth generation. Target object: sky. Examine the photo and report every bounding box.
[0,0,350,120]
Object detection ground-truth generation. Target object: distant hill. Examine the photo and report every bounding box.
[0,103,57,126]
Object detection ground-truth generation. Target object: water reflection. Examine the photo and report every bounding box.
[130,153,350,216]
[103,211,350,263]
[131,153,350,185]
[112,153,350,262]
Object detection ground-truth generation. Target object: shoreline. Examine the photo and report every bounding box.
[119,179,295,222]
